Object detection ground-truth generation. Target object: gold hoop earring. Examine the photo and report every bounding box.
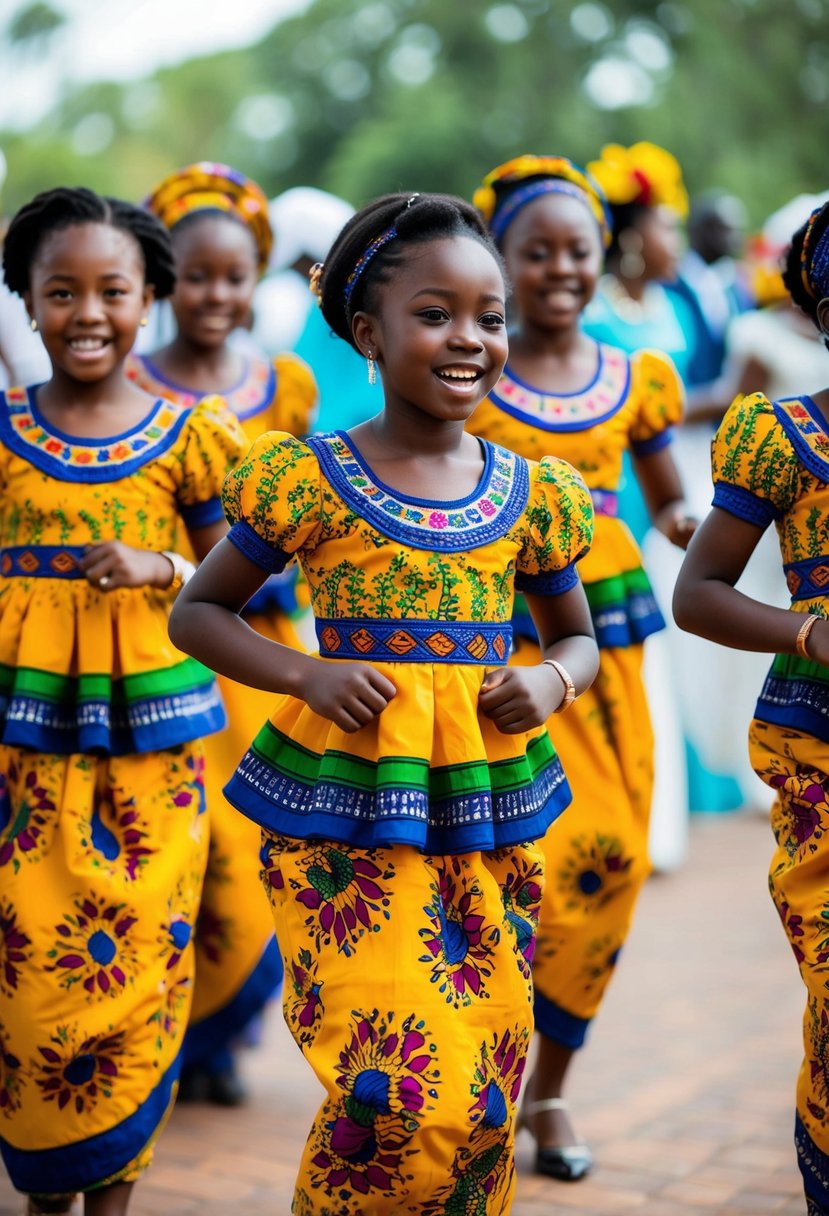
[367,352,377,386]
[29,318,37,333]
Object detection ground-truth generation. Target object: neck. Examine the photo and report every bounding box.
[364,403,469,459]
[614,272,647,302]
[37,364,133,413]
[511,319,583,360]
[161,335,239,382]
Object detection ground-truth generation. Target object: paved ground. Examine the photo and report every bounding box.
[0,812,808,1215]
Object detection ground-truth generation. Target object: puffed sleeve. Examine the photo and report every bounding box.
[515,456,594,595]
[270,353,319,437]
[221,430,322,573]
[174,394,248,529]
[711,392,799,528]
[628,348,685,455]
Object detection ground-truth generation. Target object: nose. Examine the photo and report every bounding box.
[75,291,106,323]
[204,277,231,304]
[447,319,484,350]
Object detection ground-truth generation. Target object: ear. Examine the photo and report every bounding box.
[817,297,829,336]
[23,291,33,323]
[351,311,380,360]
[141,283,155,316]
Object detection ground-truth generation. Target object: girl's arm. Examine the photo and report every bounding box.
[478,583,599,734]
[78,520,228,590]
[673,508,829,664]
[632,446,697,549]
[168,538,396,732]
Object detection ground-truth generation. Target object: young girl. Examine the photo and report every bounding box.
[674,199,829,1216]
[170,191,600,1214]
[468,155,695,1180]
[128,162,318,1105]
[0,188,246,1214]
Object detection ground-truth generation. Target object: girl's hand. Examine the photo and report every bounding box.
[478,665,562,734]
[80,542,174,591]
[303,660,397,733]
[656,503,699,550]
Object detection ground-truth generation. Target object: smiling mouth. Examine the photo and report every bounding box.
[68,337,109,351]
[435,366,483,385]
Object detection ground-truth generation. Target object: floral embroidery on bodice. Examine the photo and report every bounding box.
[489,344,631,433]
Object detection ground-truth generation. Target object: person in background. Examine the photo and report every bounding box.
[0,186,246,1215]
[128,162,318,1106]
[469,154,694,1182]
[673,196,829,1216]
[169,189,600,1215]
[254,186,380,432]
[0,150,50,387]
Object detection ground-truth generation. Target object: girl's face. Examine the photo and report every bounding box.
[169,215,258,349]
[500,193,604,333]
[639,206,683,282]
[26,222,152,383]
[355,235,508,424]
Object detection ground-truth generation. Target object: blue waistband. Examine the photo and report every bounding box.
[784,553,829,600]
[315,617,511,665]
[1,545,88,578]
[591,488,618,518]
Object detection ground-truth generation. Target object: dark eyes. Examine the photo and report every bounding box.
[416,307,504,328]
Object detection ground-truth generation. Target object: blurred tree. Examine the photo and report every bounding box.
[1,0,828,227]
[6,1,64,49]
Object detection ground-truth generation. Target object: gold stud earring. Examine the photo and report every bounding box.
[367,352,377,386]
[29,318,37,332]
[139,316,148,328]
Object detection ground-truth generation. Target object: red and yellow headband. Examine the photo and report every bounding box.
[474,154,612,246]
[144,161,273,274]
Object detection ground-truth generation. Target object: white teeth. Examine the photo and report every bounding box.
[69,338,106,350]
[438,369,478,381]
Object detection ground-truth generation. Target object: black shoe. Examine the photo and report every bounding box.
[177,1066,211,1104]
[206,1067,248,1107]
[522,1098,593,1182]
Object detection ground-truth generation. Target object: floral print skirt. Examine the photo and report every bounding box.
[751,719,829,1215]
[260,832,545,1215]
[0,742,209,1196]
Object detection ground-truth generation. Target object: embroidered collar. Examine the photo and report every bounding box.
[307,430,529,552]
[128,353,276,421]
[0,385,191,483]
[773,396,829,482]
[489,343,631,432]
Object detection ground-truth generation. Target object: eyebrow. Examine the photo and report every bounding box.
[43,271,133,284]
[409,287,505,305]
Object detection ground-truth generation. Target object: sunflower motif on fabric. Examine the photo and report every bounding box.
[579,932,623,999]
[80,789,155,882]
[418,860,497,1007]
[285,843,394,958]
[157,886,196,973]
[46,894,138,998]
[0,899,32,997]
[32,1024,126,1114]
[423,1025,529,1216]
[499,853,543,984]
[555,832,634,915]
[309,1008,439,1205]
[0,1019,23,1116]
[285,948,324,1049]
[769,768,829,858]
[0,762,58,872]
[175,749,208,827]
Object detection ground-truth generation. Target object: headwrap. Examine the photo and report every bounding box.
[800,203,829,301]
[587,142,689,220]
[144,161,273,274]
[473,155,612,247]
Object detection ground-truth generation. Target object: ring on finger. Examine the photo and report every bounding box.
[98,575,110,589]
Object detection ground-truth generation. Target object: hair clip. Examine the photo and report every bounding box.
[406,194,420,209]
[309,262,324,305]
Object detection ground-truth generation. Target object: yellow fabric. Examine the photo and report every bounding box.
[0,393,244,688]
[469,348,683,585]
[0,743,208,1186]
[261,832,543,1215]
[129,357,317,1027]
[512,637,652,1021]
[587,141,689,218]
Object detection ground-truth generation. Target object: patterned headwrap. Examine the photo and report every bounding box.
[800,204,829,301]
[144,161,273,275]
[587,142,689,220]
[473,154,612,247]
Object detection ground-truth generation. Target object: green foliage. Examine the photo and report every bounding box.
[2,0,829,225]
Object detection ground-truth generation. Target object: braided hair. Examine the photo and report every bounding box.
[784,201,829,348]
[319,192,503,350]
[3,186,176,299]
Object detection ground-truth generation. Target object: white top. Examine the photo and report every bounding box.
[726,305,829,402]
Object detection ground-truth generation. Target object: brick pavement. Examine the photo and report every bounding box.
[0,812,808,1215]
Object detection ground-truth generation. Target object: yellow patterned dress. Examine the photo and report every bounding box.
[468,343,683,1049]
[0,387,245,1195]
[220,429,593,1215]
[127,351,318,1078]
[712,391,829,1214]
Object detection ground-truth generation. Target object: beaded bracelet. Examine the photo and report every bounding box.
[543,658,576,712]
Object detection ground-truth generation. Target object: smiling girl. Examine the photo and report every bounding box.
[469,155,695,1181]
[128,163,318,1107]
[0,188,246,1215]
[169,191,599,1214]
